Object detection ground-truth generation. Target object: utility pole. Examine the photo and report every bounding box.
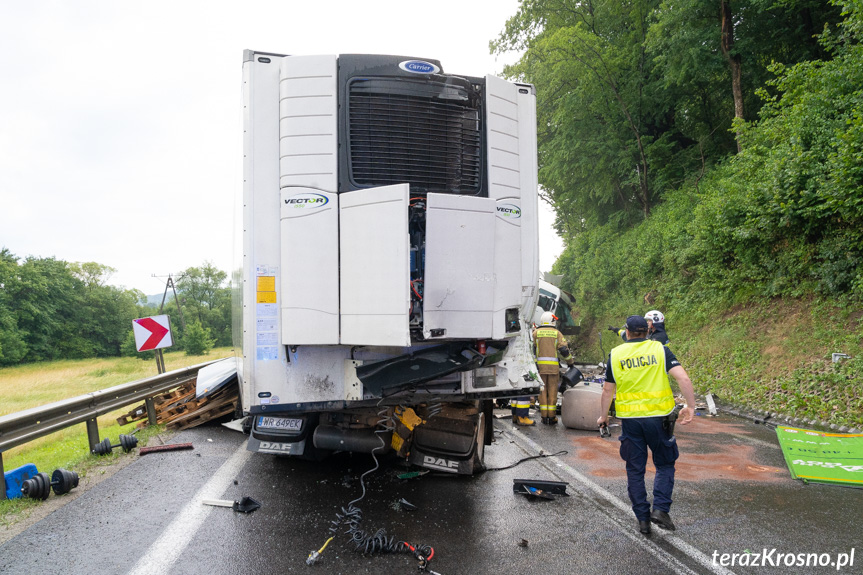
[151,273,187,374]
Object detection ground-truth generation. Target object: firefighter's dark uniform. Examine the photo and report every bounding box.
[605,338,681,522]
[510,397,532,424]
[617,323,669,345]
[533,324,574,423]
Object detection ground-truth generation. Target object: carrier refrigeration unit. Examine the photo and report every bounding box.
[237,52,540,474]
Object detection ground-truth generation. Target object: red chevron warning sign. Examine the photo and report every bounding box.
[133,315,174,352]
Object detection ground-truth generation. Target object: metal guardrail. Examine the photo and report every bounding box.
[0,360,219,500]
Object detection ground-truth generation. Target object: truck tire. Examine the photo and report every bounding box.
[473,410,487,472]
[481,400,494,446]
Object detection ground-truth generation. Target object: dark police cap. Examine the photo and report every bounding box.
[624,315,649,332]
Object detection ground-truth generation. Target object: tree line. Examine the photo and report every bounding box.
[492,0,863,325]
[0,249,232,366]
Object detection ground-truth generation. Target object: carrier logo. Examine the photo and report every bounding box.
[423,455,460,471]
[399,60,440,75]
[284,193,328,208]
[497,204,521,218]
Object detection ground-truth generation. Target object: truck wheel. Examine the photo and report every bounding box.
[474,411,487,472]
[481,400,494,446]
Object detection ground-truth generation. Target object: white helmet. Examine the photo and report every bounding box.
[540,311,556,326]
[645,310,665,324]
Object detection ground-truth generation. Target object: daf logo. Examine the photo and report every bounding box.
[399,60,440,75]
[423,455,459,470]
[497,203,521,218]
[260,441,294,452]
[284,193,328,207]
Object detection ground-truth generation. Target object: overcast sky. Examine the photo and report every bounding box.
[0,0,563,294]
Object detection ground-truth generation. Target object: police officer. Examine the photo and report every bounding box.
[597,315,695,535]
[608,309,670,345]
[644,310,670,345]
[534,311,575,425]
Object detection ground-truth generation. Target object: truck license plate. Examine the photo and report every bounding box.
[257,416,302,431]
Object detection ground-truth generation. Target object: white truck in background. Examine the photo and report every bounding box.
[534,276,579,336]
[235,51,542,474]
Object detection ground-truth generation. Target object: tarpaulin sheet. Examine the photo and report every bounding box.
[776,426,863,487]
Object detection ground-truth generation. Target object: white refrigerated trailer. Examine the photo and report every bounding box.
[237,51,541,473]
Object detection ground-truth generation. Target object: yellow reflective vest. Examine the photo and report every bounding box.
[609,339,675,418]
[534,326,573,375]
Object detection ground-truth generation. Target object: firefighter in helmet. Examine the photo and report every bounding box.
[534,311,575,424]
[609,309,670,346]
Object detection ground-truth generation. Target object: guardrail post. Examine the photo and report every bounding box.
[146,397,158,426]
[1,452,7,501]
[86,418,100,453]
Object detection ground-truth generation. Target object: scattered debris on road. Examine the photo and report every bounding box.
[138,443,194,455]
[512,478,569,500]
[397,470,429,480]
[776,425,863,487]
[202,496,261,513]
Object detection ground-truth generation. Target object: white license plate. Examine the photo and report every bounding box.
[257,416,302,431]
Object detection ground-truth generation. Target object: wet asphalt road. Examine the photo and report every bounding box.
[1,410,861,575]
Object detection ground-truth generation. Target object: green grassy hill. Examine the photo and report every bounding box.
[574,298,862,429]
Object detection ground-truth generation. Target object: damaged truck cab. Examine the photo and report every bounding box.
[236,52,541,474]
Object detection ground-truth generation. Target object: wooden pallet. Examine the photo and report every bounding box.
[117,381,197,426]
[154,385,195,409]
[166,385,239,431]
[116,405,148,426]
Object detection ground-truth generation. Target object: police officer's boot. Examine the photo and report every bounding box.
[650,510,676,531]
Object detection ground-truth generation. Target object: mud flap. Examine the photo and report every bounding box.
[408,410,484,475]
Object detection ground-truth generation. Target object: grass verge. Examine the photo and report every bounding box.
[1,348,233,519]
[579,297,863,428]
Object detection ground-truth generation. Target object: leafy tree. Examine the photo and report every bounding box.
[492,0,712,232]
[545,0,863,336]
[9,256,91,361]
[492,0,843,240]
[176,262,231,346]
[690,0,863,296]
[0,248,27,365]
[0,250,145,364]
[183,321,215,356]
[649,0,842,154]
[70,262,143,356]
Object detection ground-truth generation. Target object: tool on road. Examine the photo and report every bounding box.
[397,470,429,480]
[705,393,718,416]
[92,434,138,455]
[21,469,79,500]
[202,496,261,513]
[306,536,334,565]
[512,478,570,500]
[138,442,194,455]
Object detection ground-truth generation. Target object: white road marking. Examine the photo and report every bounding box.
[126,444,252,575]
[506,426,738,575]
